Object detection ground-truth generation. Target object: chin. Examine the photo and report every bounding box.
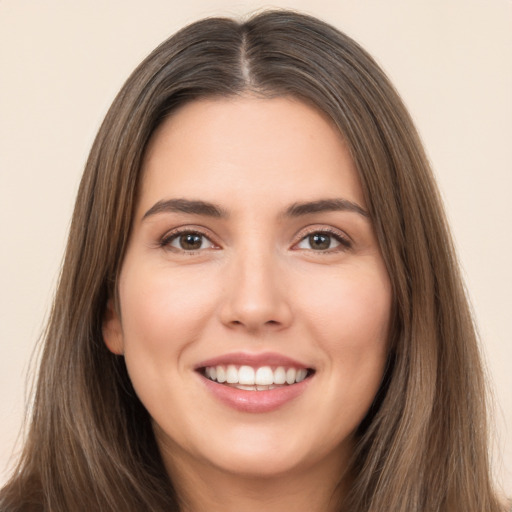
[209,450,308,479]
[194,424,347,480]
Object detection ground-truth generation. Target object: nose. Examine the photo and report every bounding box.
[218,248,293,333]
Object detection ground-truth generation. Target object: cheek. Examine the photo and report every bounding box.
[119,263,220,353]
[300,263,391,388]
[304,264,391,343]
[117,262,221,423]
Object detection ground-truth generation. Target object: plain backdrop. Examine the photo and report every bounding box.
[1,0,511,496]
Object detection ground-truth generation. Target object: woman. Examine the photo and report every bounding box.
[0,10,507,512]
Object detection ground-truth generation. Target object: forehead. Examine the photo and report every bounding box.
[138,95,365,216]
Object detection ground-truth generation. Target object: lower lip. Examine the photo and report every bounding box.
[199,374,312,413]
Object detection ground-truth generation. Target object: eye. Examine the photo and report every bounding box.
[161,230,217,252]
[295,230,351,251]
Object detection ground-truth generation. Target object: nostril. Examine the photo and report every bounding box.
[228,319,281,328]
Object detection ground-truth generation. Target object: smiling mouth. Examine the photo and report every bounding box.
[200,365,315,391]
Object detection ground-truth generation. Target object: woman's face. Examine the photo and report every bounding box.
[103,96,392,481]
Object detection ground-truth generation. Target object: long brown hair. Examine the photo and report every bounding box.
[0,10,506,511]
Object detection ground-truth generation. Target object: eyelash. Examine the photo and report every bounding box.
[158,227,352,254]
[159,228,218,254]
[293,227,352,253]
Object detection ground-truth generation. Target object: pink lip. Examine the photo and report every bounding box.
[194,351,312,370]
[199,374,312,413]
[194,351,314,413]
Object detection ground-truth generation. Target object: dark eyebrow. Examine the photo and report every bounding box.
[284,198,369,218]
[142,198,227,220]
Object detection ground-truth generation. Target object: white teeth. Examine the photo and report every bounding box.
[204,364,311,387]
[238,365,255,385]
[274,366,286,385]
[235,384,257,391]
[255,366,274,385]
[234,384,278,391]
[296,368,307,383]
[216,366,226,383]
[226,365,238,384]
[286,368,297,385]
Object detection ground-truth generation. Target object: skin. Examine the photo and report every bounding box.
[103,96,392,512]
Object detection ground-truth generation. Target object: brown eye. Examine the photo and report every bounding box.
[295,230,350,251]
[308,233,331,250]
[179,233,203,250]
[163,231,215,252]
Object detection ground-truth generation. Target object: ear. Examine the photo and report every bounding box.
[102,298,124,355]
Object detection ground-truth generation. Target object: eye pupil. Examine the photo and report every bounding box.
[309,233,330,250]
[180,233,202,250]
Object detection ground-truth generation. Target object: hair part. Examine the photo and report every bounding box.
[1,10,506,512]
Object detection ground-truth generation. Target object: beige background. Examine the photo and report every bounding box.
[1,0,511,495]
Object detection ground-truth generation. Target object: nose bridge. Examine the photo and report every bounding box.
[219,238,292,331]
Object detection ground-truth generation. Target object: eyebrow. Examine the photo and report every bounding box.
[284,198,369,218]
[142,197,369,222]
[142,198,227,220]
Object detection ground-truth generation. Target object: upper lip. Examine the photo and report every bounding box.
[194,352,313,370]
